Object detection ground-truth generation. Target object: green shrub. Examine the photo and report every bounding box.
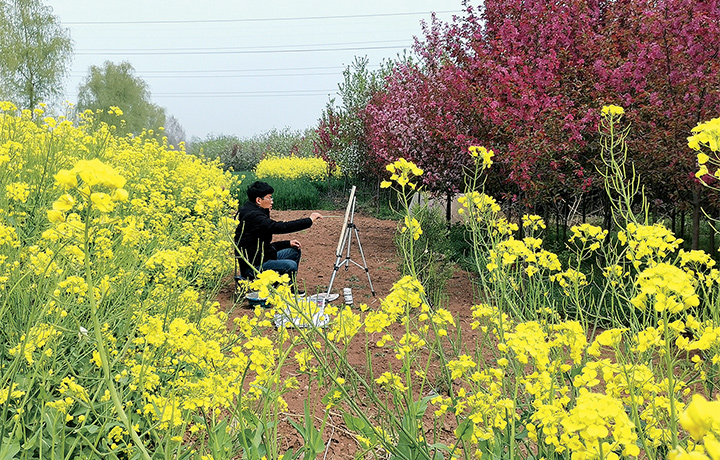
[190,128,319,173]
[231,173,336,211]
[269,178,321,210]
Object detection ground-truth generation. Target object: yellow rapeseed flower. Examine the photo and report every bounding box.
[400,216,423,240]
[468,145,494,169]
[688,117,720,152]
[375,371,407,392]
[631,263,699,313]
[679,394,720,441]
[447,355,476,379]
[255,153,336,180]
[601,105,625,117]
[383,158,423,189]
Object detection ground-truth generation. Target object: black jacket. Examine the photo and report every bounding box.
[233,201,313,277]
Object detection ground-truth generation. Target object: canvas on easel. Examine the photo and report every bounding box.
[325,185,375,298]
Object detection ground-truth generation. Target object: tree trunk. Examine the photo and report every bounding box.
[680,209,686,242]
[556,203,561,245]
[446,191,452,228]
[671,208,676,235]
[692,184,701,250]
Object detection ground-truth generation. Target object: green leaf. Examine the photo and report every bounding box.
[455,418,474,442]
[427,443,450,452]
[21,429,40,449]
[282,448,300,460]
[0,438,21,460]
[83,424,100,435]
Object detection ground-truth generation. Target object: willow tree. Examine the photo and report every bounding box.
[77,60,166,137]
[0,0,73,110]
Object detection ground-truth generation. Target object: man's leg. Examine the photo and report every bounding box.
[276,247,301,268]
[262,248,303,294]
[261,247,301,277]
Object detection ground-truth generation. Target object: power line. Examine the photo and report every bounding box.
[64,10,461,26]
[65,89,339,98]
[157,94,334,98]
[75,38,409,54]
[69,64,383,75]
[107,65,352,74]
[69,71,343,79]
[156,92,338,98]
[68,65,376,77]
[74,44,409,56]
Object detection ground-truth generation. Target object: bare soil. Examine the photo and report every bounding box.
[216,209,479,458]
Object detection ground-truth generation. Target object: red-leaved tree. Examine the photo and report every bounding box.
[363,0,720,243]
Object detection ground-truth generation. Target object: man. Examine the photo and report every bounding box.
[234,181,322,295]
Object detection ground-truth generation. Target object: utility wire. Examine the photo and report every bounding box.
[91,65,353,74]
[154,91,338,97]
[69,65,382,77]
[64,10,461,25]
[65,89,338,98]
[75,44,409,56]
[155,94,334,98]
[74,38,409,54]
[69,71,343,78]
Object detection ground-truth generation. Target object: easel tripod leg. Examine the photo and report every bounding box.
[353,226,375,296]
[326,228,351,297]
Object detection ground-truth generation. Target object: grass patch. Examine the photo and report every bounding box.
[231,172,396,215]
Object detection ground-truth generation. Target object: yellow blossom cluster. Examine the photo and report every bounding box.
[570,223,608,251]
[380,157,424,190]
[255,153,338,180]
[675,394,720,460]
[487,236,561,276]
[631,263,700,313]
[8,323,61,365]
[457,191,501,218]
[365,275,427,334]
[692,117,720,188]
[400,216,423,241]
[468,145,494,169]
[601,104,625,117]
[0,103,239,455]
[550,268,589,294]
[0,383,25,406]
[522,215,546,235]
[326,305,362,345]
[618,222,683,268]
[689,117,720,153]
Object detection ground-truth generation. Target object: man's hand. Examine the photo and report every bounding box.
[310,212,322,222]
[290,239,301,249]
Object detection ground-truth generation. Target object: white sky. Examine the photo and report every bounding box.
[45,0,462,140]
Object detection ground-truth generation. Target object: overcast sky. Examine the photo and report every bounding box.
[45,1,462,140]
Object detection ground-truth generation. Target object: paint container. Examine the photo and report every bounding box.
[343,287,353,305]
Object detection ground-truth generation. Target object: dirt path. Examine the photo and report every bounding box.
[215,209,479,458]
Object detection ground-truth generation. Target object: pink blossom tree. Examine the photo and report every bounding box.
[363,0,720,242]
[598,0,720,246]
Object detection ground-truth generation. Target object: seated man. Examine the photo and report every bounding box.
[234,181,322,295]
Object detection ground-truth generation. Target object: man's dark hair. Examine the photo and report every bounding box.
[247,181,274,203]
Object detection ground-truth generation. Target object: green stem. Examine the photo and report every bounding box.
[663,309,678,449]
[83,206,151,460]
